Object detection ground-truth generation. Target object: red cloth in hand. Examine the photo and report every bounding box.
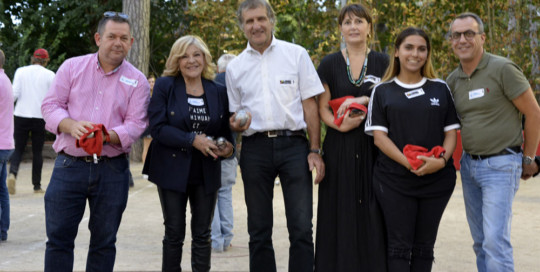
[76,124,110,156]
[403,144,446,170]
[328,96,367,127]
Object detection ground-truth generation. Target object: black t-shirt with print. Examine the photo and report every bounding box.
[187,93,210,184]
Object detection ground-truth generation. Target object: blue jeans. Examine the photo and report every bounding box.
[44,153,129,272]
[460,152,521,272]
[240,135,314,272]
[211,157,237,251]
[0,149,14,240]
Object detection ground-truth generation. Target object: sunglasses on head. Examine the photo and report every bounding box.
[103,11,129,19]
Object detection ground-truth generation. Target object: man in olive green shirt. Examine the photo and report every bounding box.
[447,12,540,272]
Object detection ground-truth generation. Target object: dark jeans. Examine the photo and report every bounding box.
[44,153,129,272]
[240,135,313,272]
[375,181,452,272]
[9,116,45,189]
[0,149,14,239]
[158,184,217,272]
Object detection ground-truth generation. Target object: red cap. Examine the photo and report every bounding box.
[33,48,49,59]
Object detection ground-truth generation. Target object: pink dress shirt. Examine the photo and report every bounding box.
[41,53,150,157]
[0,68,14,150]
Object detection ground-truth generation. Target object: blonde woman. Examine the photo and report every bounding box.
[143,35,234,272]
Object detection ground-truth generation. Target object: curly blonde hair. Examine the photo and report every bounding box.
[162,35,216,80]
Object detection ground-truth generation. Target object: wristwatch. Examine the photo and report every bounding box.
[523,155,534,165]
[310,149,323,156]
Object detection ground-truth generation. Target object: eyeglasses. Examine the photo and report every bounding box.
[448,30,482,41]
[103,11,129,19]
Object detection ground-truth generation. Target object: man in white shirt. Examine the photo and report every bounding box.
[226,1,325,271]
[8,48,55,194]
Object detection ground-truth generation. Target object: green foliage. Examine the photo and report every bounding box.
[148,0,188,77]
[0,0,121,78]
[1,0,537,97]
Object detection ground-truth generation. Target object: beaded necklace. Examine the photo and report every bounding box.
[345,47,369,87]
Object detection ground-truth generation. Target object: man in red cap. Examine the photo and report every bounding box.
[7,48,55,194]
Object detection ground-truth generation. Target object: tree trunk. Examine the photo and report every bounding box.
[123,0,150,162]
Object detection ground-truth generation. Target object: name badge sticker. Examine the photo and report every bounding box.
[404,88,425,99]
[120,76,138,87]
[188,97,204,106]
[279,79,294,85]
[469,88,485,100]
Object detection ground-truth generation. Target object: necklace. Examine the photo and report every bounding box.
[346,47,369,87]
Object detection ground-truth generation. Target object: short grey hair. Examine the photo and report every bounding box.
[217,54,236,73]
[450,12,484,33]
[237,0,275,28]
[0,49,4,68]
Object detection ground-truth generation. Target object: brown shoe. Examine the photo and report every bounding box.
[7,173,16,195]
[34,188,45,194]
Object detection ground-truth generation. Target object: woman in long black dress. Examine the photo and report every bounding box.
[315,3,388,271]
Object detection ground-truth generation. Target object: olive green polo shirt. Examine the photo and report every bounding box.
[447,52,530,155]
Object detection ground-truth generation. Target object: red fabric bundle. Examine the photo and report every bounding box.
[76,124,110,156]
[328,96,368,127]
[403,144,446,170]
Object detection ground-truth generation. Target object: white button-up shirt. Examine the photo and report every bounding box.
[226,37,324,136]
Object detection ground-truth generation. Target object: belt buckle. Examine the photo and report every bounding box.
[267,130,278,138]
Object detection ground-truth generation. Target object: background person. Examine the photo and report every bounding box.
[8,48,55,194]
[365,27,460,271]
[143,35,234,272]
[211,53,238,253]
[226,0,325,271]
[446,12,540,272]
[0,48,15,242]
[41,12,150,272]
[315,3,389,271]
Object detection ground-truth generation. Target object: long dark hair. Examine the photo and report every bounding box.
[381,27,437,82]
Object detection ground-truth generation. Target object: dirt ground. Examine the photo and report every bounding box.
[1,160,539,271]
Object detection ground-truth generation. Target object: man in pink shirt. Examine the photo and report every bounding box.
[40,12,150,272]
[0,49,15,242]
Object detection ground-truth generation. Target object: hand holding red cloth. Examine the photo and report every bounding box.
[403,144,446,170]
[75,124,110,156]
[328,96,368,127]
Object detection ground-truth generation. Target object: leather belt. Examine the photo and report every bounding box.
[59,151,127,163]
[468,146,521,160]
[253,129,305,138]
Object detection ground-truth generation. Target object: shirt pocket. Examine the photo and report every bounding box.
[275,74,298,105]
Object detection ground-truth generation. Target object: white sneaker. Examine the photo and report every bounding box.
[7,173,16,195]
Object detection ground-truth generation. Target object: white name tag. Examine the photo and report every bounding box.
[469,88,485,100]
[120,76,138,87]
[404,88,425,99]
[364,75,381,84]
[188,97,204,106]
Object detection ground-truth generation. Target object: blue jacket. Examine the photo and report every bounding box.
[143,75,232,193]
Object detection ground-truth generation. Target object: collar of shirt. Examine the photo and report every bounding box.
[245,35,278,55]
[457,51,490,79]
[94,53,123,75]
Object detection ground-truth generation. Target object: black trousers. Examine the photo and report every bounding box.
[9,116,45,189]
[158,184,217,272]
[375,181,453,272]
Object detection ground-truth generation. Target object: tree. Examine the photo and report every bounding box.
[123,0,151,162]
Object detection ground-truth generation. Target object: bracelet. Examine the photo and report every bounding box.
[440,156,447,165]
[223,148,234,159]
